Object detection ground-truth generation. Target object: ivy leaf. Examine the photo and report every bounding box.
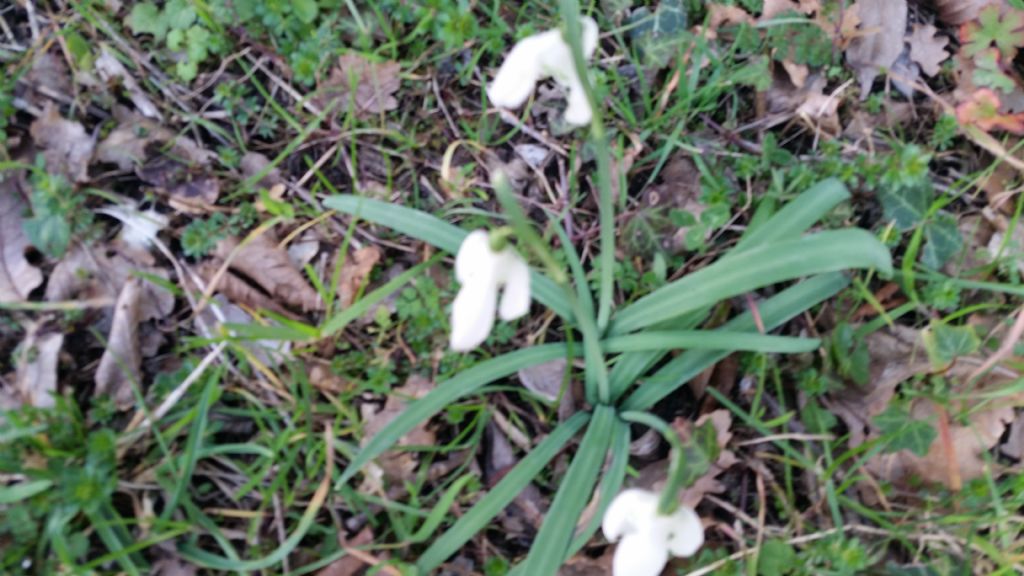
[758,539,798,576]
[960,5,1024,61]
[873,405,937,457]
[126,2,167,40]
[628,0,688,69]
[922,322,980,369]
[920,211,963,269]
[678,420,719,488]
[878,182,932,231]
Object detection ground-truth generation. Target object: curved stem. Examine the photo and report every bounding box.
[619,410,685,515]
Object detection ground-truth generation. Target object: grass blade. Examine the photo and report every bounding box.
[736,178,850,250]
[623,273,849,411]
[603,331,821,354]
[336,344,573,488]
[322,195,573,320]
[566,416,630,554]
[610,229,892,335]
[521,405,616,574]
[417,412,590,571]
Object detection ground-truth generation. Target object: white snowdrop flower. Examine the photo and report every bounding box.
[487,16,600,126]
[98,205,168,250]
[450,230,531,351]
[602,488,705,576]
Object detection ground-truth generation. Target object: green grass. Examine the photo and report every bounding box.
[2,0,1024,575]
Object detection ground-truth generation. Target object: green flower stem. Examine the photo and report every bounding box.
[558,0,616,334]
[619,410,685,515]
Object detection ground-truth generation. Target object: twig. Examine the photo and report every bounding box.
[968,306,1024,382]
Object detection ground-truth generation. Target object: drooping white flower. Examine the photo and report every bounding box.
[487,16,600,126]
[450,230,531,351]
[97,205,168,250]
[602,488,705,576]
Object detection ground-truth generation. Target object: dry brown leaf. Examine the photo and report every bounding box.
[96,109,212,171]
[215,234,322,312]
[319,54,401,116]
[15,331,63,408]
[240,151,284,190]
[95,44,161,119]
[95,278,142,409]
[336,246,382,309]
[196,260,294,319]
[845,0,908,98]
[29,104,95,183]
[931,0,1004,26]
[360,375,435,485]
[47,245,174,323]
[317,527,374,576]
[908,24,949,77]
[1001,411,1024,459]
[782,60,809,88]
[0,177,43,303]
[138,156,220,212]
[707,3,755,30]
[760,0,802,20]
[24,51,72,107]
[197,295,292,368]
[868,396,1018,488]
[518,358,567,402]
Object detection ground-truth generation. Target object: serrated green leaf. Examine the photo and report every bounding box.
[921,211,963,269]
[873,405,937,457]
[922,322,980,369]
[878,182,932,231]
[165,0,198,30]
[973,49,1017,93]
[801,399,837,434]
[758,539,797,576]
[293,0,319,24]
[962,5,1024,60]
[126,2,167,40]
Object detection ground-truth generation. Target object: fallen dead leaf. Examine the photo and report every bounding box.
[96,108,212,171]
[956,89,1024,134]
[908,24,950,77]
[336,246,382,309]
[23,51,72,108]
[487,421,545,533]
[318,53,401,117]
[1001,411,1024,459]
[95,44,161,119]
[933,0,1006,26]
[0,177,43,303]
[240,151,284,190]
[47,245,175,324]
[196,260,294,319]
[760,0,802,21]
[518,357,567,403]
[29,104,95,183]
[138,156,221,212]
[845,0,908,98]
[360,375,435,486]
[198,295,292,368]
[215,233,323,312]
[707,3,755,30]
[15,331,63,408]
[95,278,143,409]
[317,527,374,576]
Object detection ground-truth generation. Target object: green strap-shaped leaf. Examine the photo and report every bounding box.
[336,344,573,488]
[610,229,892,335]
[521,405,617,575]
[623,273,849,411]
[736,178,850,250]
[417,412,591,571]
[602,330,820,354]
[566,416,630,554]
[322,195,573,320]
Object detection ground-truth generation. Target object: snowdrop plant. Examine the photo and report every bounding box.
[450,229,531,351]
[603,489,704,576]
[318,2,894,575]
[487,16,599,125]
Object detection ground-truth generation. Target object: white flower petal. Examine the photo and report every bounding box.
[455,230,494,284]
[563,77,593,126]
[497,251,531,321]
[580,16,600,58]
[613,532,670,576]
[662,505,705,558]
[603,488,659,542]
[450,277,499,352]
[98,205,168,250]
[487,34,548,109]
